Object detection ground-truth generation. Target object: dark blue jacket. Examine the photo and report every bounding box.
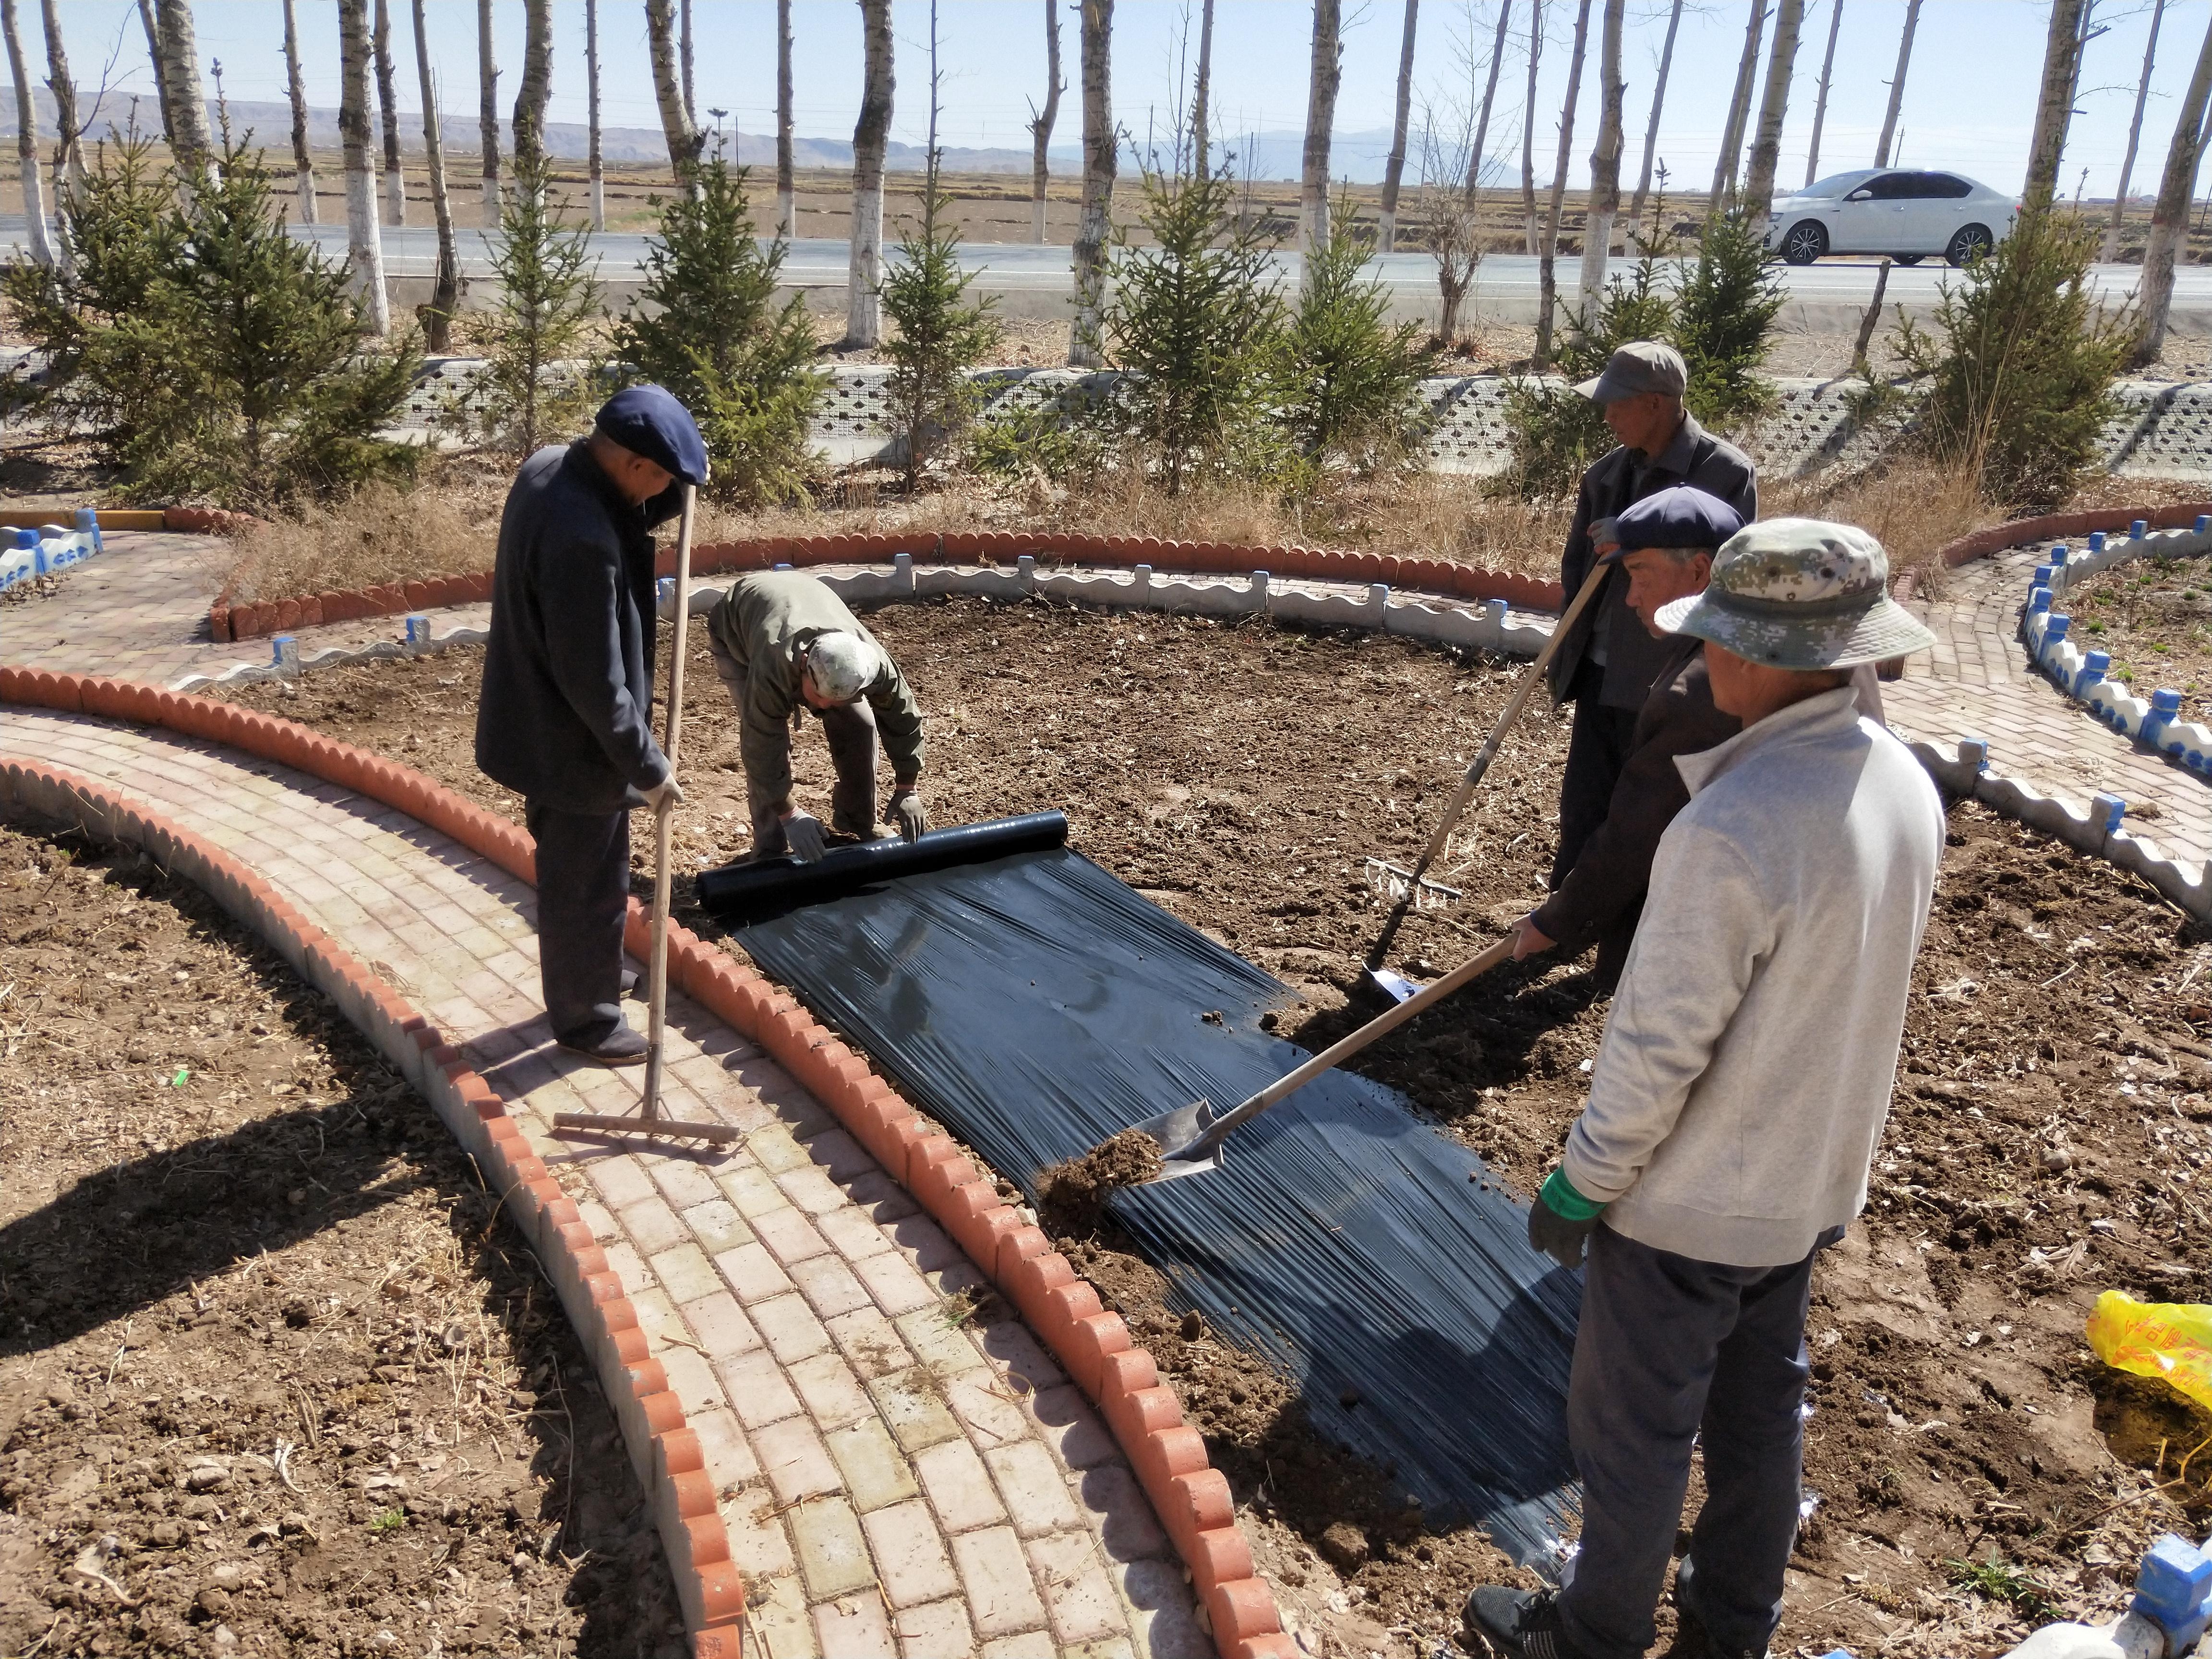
[475,441,684,813]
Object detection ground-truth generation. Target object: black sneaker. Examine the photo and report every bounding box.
[1464,1587,1590,1659]
[1672,1559,1770,1659]
[556,1023,650,1067]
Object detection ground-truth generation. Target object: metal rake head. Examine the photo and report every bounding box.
[1362,858,1464,912]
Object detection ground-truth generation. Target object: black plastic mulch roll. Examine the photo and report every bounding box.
[733,840,1580,1566]
[696,812,1070,922]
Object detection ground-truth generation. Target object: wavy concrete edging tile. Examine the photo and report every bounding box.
[0,666,1297,1659]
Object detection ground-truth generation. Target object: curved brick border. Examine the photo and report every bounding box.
[0,666,1297,1659]
[1936,502,2212,569]
[206,528,1563,645]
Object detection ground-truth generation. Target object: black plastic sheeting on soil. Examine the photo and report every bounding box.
[711,827,1581,1566]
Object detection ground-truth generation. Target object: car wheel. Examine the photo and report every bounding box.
[1946,224,1994,266]
[1893,254,1924,266]
[1781,221,1827,266]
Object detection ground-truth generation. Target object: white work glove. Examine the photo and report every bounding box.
[890,790,928,843]
[640,775,685,813]
[781,810,827,862]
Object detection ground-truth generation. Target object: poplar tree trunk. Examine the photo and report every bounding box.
[2134,9,2212,366]
[1802,0,1840,185]
[681,0,696,126]
[1741,0,1803,221]
[644,0,704,186]
[847,0,893,347]
[137,0,178,153]
[1578,0,1624,303]
[1070,0,1115,367]
[1465,0,1511,202]
[1193,0,1214,176]
[1710,0,1765,213]
[1030,0,1062,240]
[2104,0,2164,261]
[155,0,212,179]
[40,0,81,195]
[2,0,53,266]
[477,0,500,228]
[1301,0,1342,261]
[1519,0,1543,254]
[1378,0,1419,251]
[1873,0,1919,167]
[513,0,553,186]
[339,0,391,336]
[1626,0,1682,237]
[2025,0,2088,208]
[1536,0,1592,365]
[585,0,603,228]
[412,0,459,351]
[776,0,794,234]
[281,0,316,222]
[374,0,406,225]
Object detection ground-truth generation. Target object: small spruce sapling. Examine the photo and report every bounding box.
[458,146,601,457]
[879,159,1001,492]
[1672,210,1786,430]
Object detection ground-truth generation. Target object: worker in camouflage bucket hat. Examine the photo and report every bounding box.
[1467,522,1943,1659]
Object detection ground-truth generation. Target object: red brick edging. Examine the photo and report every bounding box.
[1936,503,2212,568]
[205,528,1563,644]
[0,667,1296,1659]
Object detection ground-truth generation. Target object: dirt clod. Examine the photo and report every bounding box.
[1036,1129,1164,1237]
[1319,1521,1371,1572]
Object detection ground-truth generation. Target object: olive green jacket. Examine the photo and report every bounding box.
[706,572,925,808]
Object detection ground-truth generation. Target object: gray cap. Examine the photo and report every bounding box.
[1654,517,1938,669]
[1575,340,1688,404]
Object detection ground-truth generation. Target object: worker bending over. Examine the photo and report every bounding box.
[1515,486,1742,989]
[1469,520,1943,1659]
[1547,343,1756,892]
[705,570,926,862]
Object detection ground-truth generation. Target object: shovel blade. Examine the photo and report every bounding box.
[1126,1099,1227,1183]
[1362,965,1421,1005]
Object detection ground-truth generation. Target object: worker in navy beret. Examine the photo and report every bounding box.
[476,385,710,1066]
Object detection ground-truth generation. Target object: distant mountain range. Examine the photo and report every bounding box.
[0,89,1429,185]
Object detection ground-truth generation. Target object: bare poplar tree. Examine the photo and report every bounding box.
[339,0,391,336]
[1379,0,1420,251]
[1741,0,1803,221]
[512,0,552,185]
[1578,0,1624,303]
[40,0,83,194]
[1627,0,1682,235]
[2,0,54,266]
[1193,0,1214,173]
[2104,0,2164,261]
[1029,0,1064,242]
[1301,0,1343,259]
[2134,8,2212,364]
[586,0,603,228]
[478,0,500,228]
[1536,0,1592,365]
[281,0,317,221]
[1710,0,1766,212]
[412,0,460,351]
[1873,0,1919,167]
[1803,0,1841,185]
[680,0,695,124]
[776,0,795,233]
[1465,0,1511,202]
[1519,0,1543,254]
[847,0,894,346]
[1070,0,1115,367]
[373,0,406,225]
[136,0,177,151]
[644,0,704,185]
[155,0,212,179]
[2025,0,2089,207]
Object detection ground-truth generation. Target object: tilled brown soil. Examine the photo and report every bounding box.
[215,596,2212,1656]
[0,823,685,1659]
[2061,557,2212,723]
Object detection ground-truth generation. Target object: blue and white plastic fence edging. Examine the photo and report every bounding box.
[0,509,103,594]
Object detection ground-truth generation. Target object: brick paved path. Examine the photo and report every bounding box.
[1887,545,2212,871]
[0,706,1209,1659]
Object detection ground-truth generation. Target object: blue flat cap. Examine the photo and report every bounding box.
[595,385,710,488]
[1598,485,1744,562]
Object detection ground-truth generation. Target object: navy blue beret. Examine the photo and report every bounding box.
[594,385,710,488]
[1599,485,1743,560]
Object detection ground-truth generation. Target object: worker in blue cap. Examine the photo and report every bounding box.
[476,385,710,1066]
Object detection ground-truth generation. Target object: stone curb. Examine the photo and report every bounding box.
[0,666,1296,1659]
[1935,502,2212,569]
[204,528,1563,645]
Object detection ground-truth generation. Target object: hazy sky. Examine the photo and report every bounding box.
[31,1,2203,197]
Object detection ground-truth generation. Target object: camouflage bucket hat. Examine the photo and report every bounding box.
[1653,517,1938,670]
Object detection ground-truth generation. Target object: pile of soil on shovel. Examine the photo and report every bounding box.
[0,823,685,1659]
[216,594,2212,1657]
[1035,1129,1165,1237]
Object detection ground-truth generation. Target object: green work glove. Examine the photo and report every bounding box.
[1528,1167,1606,1270]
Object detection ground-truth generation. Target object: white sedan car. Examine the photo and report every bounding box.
[1765,168,2020,266]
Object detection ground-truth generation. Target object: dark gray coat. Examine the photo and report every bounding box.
[475,441,684,814]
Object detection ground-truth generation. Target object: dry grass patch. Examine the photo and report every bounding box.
[224,479,506,603]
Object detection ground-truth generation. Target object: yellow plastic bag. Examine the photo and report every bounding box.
[2086,1290,2212,1414]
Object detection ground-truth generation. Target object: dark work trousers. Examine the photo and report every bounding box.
[1551,661,1641,892]
[1558,1225,1820,1659]
[711,653,883,855]
[525,802,631,1046]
